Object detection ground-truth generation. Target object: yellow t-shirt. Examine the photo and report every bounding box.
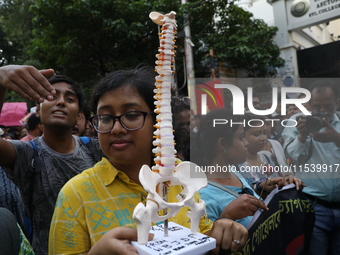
[49,158,212,254]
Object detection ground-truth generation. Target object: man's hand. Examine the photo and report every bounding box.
[311,118,340,146]
[206,218,248,254]
[0,65,55,102]
[88,227,154,255]
[295,115,309,143]
[283,175,306,190]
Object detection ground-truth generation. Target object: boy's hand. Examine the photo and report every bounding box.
[0,65,55,102]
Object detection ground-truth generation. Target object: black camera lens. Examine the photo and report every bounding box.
[305,111,330,133]
[305,116,323,133]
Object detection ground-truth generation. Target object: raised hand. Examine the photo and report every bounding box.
[0,65,55,102]
[311,118,340,145]
[295,115,309,143]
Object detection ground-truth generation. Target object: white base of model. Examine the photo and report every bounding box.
[131,222,216,255]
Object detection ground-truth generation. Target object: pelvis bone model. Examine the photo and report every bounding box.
[132,11,208,245]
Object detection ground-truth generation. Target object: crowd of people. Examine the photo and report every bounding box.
[0,64,339,255]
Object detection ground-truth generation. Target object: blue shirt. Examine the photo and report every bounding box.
[282,112,340,202]
[199,170,260,227]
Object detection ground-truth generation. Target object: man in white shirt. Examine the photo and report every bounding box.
[283,79,340,255]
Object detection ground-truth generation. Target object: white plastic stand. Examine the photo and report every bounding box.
[131,222,216,255]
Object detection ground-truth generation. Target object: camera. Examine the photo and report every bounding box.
[305,111,331,133]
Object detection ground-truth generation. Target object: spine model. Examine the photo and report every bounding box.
[133,11,207,245]
[151,11,177,177]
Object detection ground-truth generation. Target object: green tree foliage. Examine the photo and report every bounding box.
[0,0,35,65]
[184,0,285,77]
[29,0,180,91]
[0,0,36,103]
[0,26,17,65]
[0,0,284,102]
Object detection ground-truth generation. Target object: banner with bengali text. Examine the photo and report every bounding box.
[232,188,315,255]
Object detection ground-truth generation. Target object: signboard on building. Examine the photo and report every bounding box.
[285,0,340,30]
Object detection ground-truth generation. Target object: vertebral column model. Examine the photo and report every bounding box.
[133,11,207,245]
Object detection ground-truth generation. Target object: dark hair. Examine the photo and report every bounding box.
[27,113,41,131]
[82,103,91,121]
[171,96,191,160]
[308,80,339,101]
[192,108,242,166]
[171,96,190,114]
[243,112,265,131]
[90,66,156,115]
[4,132,16,140]
[48,75,86,113]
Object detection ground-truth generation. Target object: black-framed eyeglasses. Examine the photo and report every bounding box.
[89,111,154,133]
[172,96,191,106]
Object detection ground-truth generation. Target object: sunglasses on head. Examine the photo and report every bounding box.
[172,96,191,106]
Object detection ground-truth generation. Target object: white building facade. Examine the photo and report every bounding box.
[235,0,340,84]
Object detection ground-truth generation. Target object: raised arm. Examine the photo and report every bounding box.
[282,114,310,163]
[0,65,55,104]
[0,65,55,168]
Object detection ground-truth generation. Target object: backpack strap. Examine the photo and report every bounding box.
[79,137,102,162]
[207,180,240,198]
[28,140,37,150]
[28,140,40,172]
[30,137,101,170]
[79,136,90,144]
[26,140,40,221]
